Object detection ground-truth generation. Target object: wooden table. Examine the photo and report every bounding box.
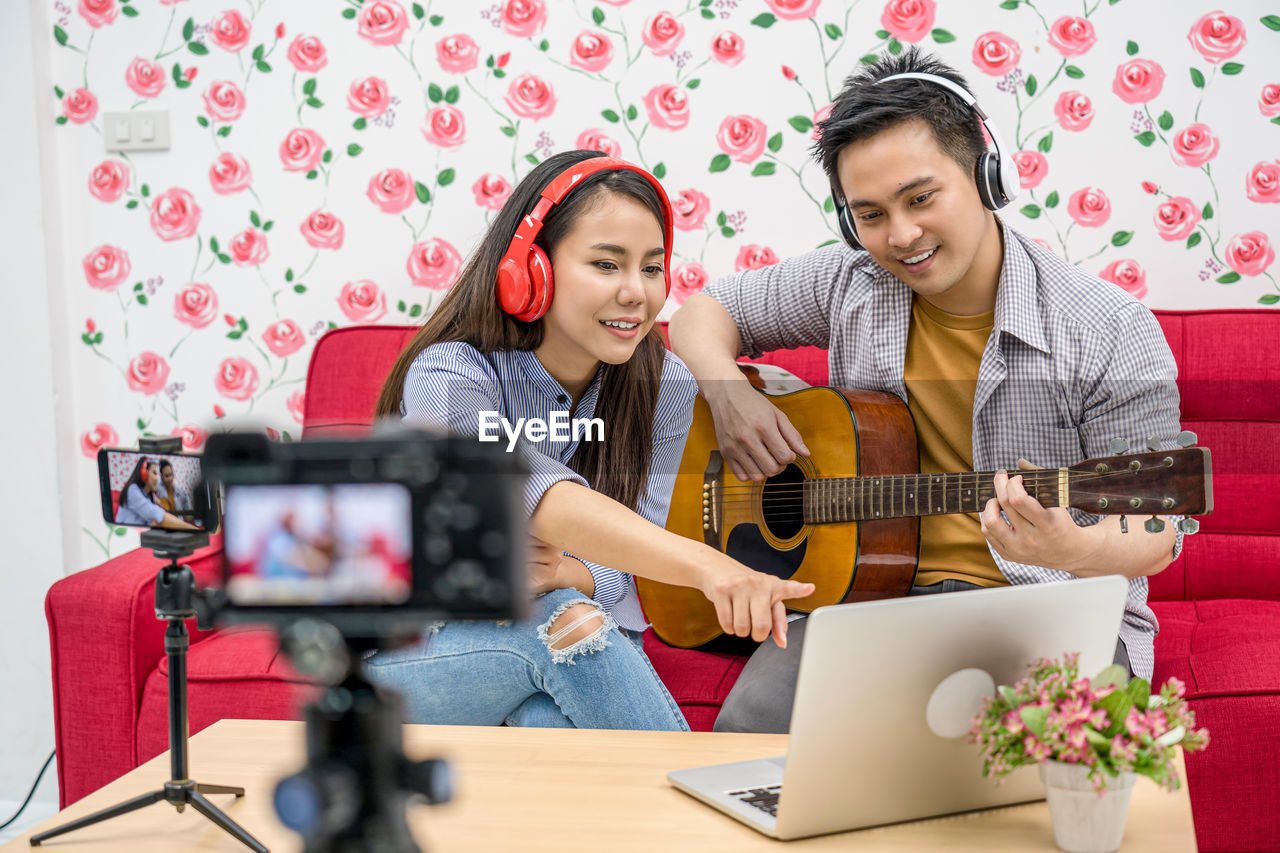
[6,719,1195,851]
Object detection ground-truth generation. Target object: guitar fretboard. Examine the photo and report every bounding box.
[801,471,1058,523]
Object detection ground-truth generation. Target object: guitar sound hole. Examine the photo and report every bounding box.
[761,464,805,540]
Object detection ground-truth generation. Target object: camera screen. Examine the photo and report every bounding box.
[100,449,212,529]
[223,483,413,606]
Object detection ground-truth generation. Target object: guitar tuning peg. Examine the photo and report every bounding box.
[1176,517,1200,535]
[1119,516,1128,534]
[1176,430,1198,447]
[1146,436,1162,452]
[1144,516,1166,534]
[1108,438,1130,454]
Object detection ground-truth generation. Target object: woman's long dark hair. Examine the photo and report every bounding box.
[121,457,158,503]
[375,150,669,513]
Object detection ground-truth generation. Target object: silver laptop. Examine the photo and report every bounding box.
[668,575,1128,840]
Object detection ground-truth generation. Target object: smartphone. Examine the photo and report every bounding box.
[98,447,219,531]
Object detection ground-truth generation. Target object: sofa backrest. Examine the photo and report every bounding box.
[302,311,1280,603]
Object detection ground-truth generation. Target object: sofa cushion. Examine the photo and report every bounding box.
[643,629,747,731]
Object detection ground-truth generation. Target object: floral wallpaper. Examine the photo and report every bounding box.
[43,0,1279,564]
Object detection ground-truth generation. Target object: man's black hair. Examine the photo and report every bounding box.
[159,460,173,472]
[813,47,987,186]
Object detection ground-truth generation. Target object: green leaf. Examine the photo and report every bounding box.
[256,60,271,73]
[1221,62,1244,76]
[999,0,1019,8]
[285,267,294,282]
[54,85,64,97]
[700,0,713,7]
[115,526,128,536]
[788,115,813,133]
[1126,40,1138,56]
[322,149,333,163]
[1111,230,1134,247]
[412,2,424,19]
[428,83,443,103]
[196,115,209,127]
[305,170,318,180]
[1091,665,1129,690]
[136,293,148,305]
[1126,678,1151,711]
[303,77,317,96]
[217,125,231,137]
[55,115,67,125]
[888,38,902,55]
[125,199,137,208]
[136,417,147,430]
[218,253,231,263]
[341,8,356,19]
[1190,67,1205,88]
[353,117,367,130]
[709,153,731,173]
[1263,15,1280,31]
[525,152,539,164]
[437,168,455,186]
[1273,117,1280,126]
[347,143,363,157]
[700,8,714,18]
[720,226,735,238]
[716,210,727,227]
[767,132,782,153]
[1216,272,1241,284]
[1084,726,1111,750]
[1020,203,1041,219]
[751,161,776,176]
[209,236,220,253]
[1158,110,1173,131]
[293,284,307,293]
[1038,131,1054,153]
[1259,293,1280,305]
[121,5,138,16]
[1065,65,1084,79]
[415,181,431,203]
[494,68,505,79]
[653,162,666,179]
[133,281,144,292]
[751,12,777,28]
[824,23,842,39]
[1025,74,1037,96]
[859,53,879,65]
[188,41,209,55]
[931,28,955,43]
[250,210,261,227]
[444,85,459,104]
[500,125,517,136]
[227,330,242,340]
[252,44,264,61]
[592,6,604,25]
[429,14,443,25]
[1186,232,1202,249]
[1020,705,1049,740]
[686,78,701,89]
[54,25,68,46]
[141,183,150,197]
[182,17,195,41]
[539,39,549,51]
[1094,690,1133,737]
[1045,190,1059,208]
[409,304,423,317]
[875,29,890,39]
[486,55,494,68]
[601,109,619,123]
[397,300,407,312]
[824,196,835,213]
[1135,131,1156,146]
[1203,202,1214,220]
[626,104,638,121]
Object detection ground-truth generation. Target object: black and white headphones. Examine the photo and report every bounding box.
[830,71,1020,251]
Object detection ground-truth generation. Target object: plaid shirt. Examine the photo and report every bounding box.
[703,222,1183,679]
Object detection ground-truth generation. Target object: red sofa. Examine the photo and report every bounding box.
[46,311,1280,851]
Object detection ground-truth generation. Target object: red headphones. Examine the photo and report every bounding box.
[139,460,151,484]
[495,157,674,322]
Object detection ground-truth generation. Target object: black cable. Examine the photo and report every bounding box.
[0,750,55,832]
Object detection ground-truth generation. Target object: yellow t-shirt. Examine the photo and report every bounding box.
[904,295,1007,588]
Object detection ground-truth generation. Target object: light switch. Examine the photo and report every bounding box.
[102,109,171,152]
[114,118,130,142]
[139,118,155,141]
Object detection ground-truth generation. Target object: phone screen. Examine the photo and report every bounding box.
[98,448,216,530]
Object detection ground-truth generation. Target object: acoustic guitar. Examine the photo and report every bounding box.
[635,384,1213,649]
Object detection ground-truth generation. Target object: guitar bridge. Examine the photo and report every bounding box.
[702,451,723,548]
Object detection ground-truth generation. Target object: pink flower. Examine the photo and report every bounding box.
[643,84,690,131]
[279,127,326,172]
[300,209,344,250]
[171,423,209,451]
[1142,181,1159,194]
[501,0,547,38]
[81,422,119,458]
[62,88,98,124]
[576,128,621,157]
[1012,151,1048,189]
[1261,84,1280,118]
[972,32,1021,76]
[642,12,684,56]
[337,280,387,322]
[782,65,797,80]
[436,34,479,73]
[215,357,260,401]
[149,187,202,242]
[407,238,462,289]
[1047,16,1095,57]
[1170,124,1219,168]
[571,30,614,72]
[735,244,779,271]
[127,352,170,395]
[717,115,767,163]
[1054,91,1093,132]
[671,189,710,231]
[880,0,935,44]
[1113,58,1166,105]
[89,159,129,202]
[505,74,556,120]
[209,152,252,195]
[78,0,118,28]
[263,319,306,358]
[287,391,307,424]
[422,105,466,147]
[1225,231,1275,277]
[347,76,392,118]
[367,168,415,214]
[1247,161,1280,204]
[671,262,707,304]
[812,103,832,140]
[764,0,821,20]
[472,173,513,210]
[229,227,269,266]
[1187,11,1247,64]
[1099,259,1147,300]
[358,1,409,46]
[209,10,251,52]
[1067,187,1110,227]
[83,245,131,291]
[124,57,165,98]
[202,80,245,122]
[287,35,328,72]
[1154,197,1201,241]
[710,31,745,66]
[184,67,198,82]
[174,283,218,328]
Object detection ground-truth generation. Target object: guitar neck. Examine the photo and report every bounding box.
[802,469,1066,523]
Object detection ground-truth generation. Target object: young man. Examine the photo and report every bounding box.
[156,460,192,514]
[670,49,1184,734]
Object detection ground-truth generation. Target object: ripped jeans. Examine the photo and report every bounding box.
[363,586,690,731]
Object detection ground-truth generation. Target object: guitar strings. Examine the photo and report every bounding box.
[713,466,1155,498]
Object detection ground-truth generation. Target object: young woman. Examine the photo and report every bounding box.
[364,151,813,730]
[115,458,197,529]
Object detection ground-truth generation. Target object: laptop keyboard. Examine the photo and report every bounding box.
[728,785,782,818]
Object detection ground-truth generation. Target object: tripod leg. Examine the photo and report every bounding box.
[195,783,246,797]
[186,790,269,853]
[29,789,165,846]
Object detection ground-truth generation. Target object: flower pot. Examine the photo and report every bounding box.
[1039,760,1138,853]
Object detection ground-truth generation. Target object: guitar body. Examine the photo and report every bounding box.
[637,387,921,648]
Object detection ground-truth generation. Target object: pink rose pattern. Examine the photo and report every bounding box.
[46,3,1280,550]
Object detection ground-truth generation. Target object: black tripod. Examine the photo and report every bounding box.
[32,530,267,852]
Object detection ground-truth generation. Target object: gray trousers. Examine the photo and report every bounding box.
[712,579,1134,734]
